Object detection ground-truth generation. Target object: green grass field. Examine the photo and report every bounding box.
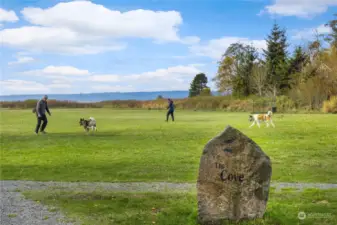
[1,109,337,183]
[1,108,337,225]
[23,188,337,225]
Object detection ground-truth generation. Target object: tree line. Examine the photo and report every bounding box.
[188,14,337,111]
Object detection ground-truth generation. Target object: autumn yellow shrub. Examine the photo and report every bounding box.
[322,96,337,113]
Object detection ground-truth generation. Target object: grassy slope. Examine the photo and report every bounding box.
[1,109,337,183]
[23,188,337,225]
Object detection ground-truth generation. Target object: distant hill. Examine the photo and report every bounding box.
[0,91,222,102]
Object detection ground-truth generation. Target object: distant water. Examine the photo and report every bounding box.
[0,91,222,102]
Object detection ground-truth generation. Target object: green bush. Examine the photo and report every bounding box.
[276,96,296,113]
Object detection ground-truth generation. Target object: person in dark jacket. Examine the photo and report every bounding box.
[166,98,174,122]
[35,95,51,134]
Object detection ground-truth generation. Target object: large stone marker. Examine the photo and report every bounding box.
[197,125,272,225]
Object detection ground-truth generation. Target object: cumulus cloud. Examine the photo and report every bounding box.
[89,75,121,82]
[12,64,203,93]
[91,85,135,92]
[0,1,199,54]
[88,65,201,90]
[8,56,35,65]
[189,37,266,60]
[115,64,202,91]
[22,66,90,76]
[48,83,72,89]
[0,26,127,55]
[260,0,337,18]
[0,80,49,95]
[292,24,332,40]
[0,8,19,22]
[42,66,90,76]
[0,79,74,95]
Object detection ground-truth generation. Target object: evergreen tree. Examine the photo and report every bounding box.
[288,46,309,87]
[288,46,309,74]
[189,73,208,97]
[263,22,289,96]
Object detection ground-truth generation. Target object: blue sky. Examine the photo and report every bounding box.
[0,0,336,95]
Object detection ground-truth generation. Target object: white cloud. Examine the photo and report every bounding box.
[180,36,201,45]
[42,66,90,76]
[16,64,203,93]
[48,83,72,89]
[87,65,202,92]
[16,52,31,56]
[21,1,182,41]
[8,56,35,65]
[188,63,205,67]
[91,85,135,92]
[260,0,337,18]
[22,66,90,77]
[89,65,200,84]
[0,80,49,95]
[89,75,120,82]
[292,24,332,40]
[0,79,76,95]
[22,64,200,85]
[189,37,267,60]
[0,26,127,54]
[0,8,19,22]
[0,1,198,54]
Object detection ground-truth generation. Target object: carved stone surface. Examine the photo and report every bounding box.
[197,125,272,224]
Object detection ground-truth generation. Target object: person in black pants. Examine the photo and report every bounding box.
[166,98,174,122]
[35,95,51,134]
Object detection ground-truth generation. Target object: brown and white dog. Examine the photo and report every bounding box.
[248,111,275,128]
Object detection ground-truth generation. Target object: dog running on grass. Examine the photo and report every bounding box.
[248,111,275,128]
[79,117,97,132]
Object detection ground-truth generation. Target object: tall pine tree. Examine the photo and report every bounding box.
[288,46,308,74]
[263,22,289,96]
[288,46,309,87]
[189,73,208,97]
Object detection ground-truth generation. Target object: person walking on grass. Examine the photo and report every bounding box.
[34,95,51,134]
[166,98,175,122]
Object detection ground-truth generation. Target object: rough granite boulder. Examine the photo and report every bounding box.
[197,125,272,225]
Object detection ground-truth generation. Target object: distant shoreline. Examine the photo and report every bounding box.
[0,91,222,102]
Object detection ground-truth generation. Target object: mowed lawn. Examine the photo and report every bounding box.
[1,109,337,183]
[23,188,337,225]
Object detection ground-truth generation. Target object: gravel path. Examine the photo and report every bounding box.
[1,181,75,225]
[1,180,337,225]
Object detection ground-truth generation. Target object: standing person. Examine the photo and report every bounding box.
[35,95,51,134]
[166,98,175,122]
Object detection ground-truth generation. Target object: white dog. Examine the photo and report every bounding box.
[248,111,275,128]
[79,117,97,132]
